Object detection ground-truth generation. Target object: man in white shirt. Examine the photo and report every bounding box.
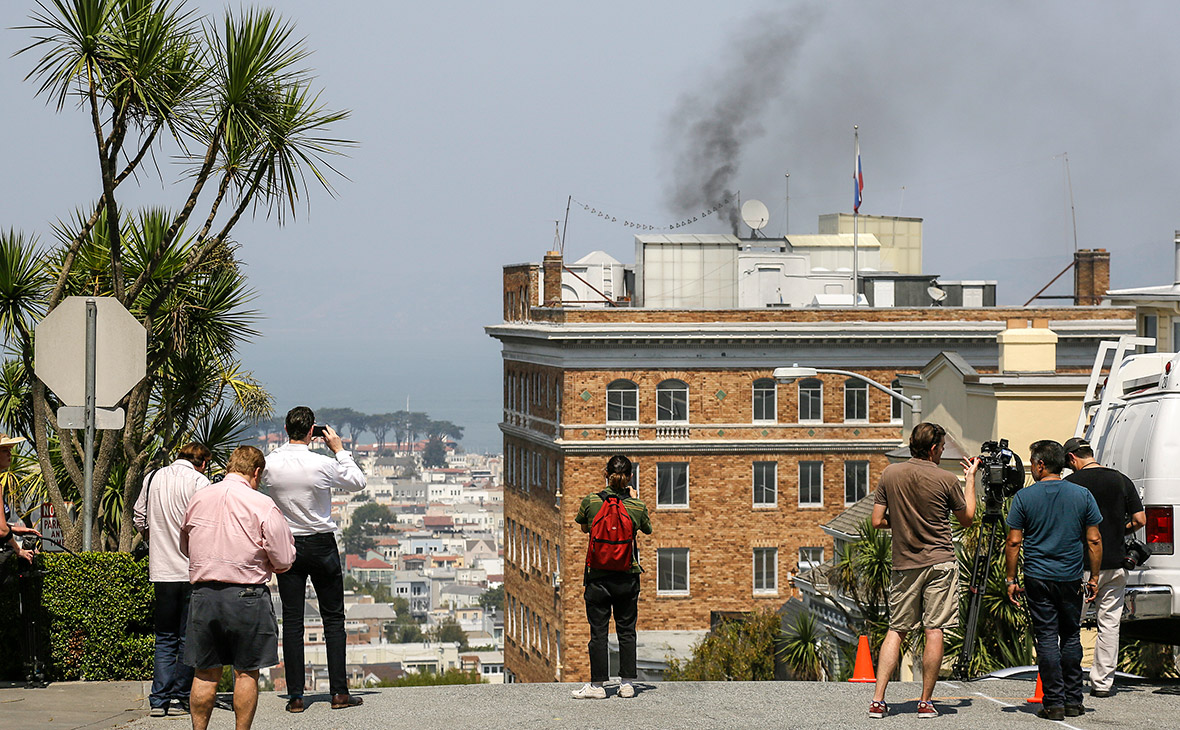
[263,406,366,712]
[133,442,211,717]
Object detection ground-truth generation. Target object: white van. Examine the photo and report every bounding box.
[1078,336,1180,642]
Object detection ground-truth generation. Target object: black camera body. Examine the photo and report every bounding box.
[978,439,1025,515]
[1123,538,1150,570]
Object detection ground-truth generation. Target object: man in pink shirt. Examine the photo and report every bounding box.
[180,446,295,730]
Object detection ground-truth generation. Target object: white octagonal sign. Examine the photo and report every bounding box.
[35,297,147,408]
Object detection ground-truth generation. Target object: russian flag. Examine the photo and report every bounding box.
[853,138,863,214]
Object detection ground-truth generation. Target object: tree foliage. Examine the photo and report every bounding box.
[663,608,780,681]
[3,0,350,551]
[373,668,483,687]
[478,585,503,612]
[429,615,470,651]
[422,435,447,468]
[780,611,829,681]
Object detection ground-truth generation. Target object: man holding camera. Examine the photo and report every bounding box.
[133,442,212,717]
[1005,440,1103,720]
[263,406,366,712]
[1063,437,1145,698]
[869,422,977,719]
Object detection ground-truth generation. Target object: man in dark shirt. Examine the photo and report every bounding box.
[1063,437,1146,698]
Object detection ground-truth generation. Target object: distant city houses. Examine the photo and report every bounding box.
[254,429,504,691]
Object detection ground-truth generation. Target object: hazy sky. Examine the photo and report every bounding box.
[3,1,1179,452]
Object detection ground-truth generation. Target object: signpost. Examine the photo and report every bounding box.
[35,297,146,551]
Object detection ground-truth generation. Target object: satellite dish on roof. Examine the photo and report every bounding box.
[927,285,948,304]
[741,199,770,232]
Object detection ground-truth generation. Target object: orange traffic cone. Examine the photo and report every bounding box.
[1027,673,1044,703]
[848,635,876,683]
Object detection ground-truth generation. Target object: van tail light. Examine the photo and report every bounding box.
[1146,506,1174,555]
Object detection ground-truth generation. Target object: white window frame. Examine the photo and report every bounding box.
[753,547,778,594]
[798,546,824,572]
[752,378,777,424]
[752,461,777,507]
[657,547,690,595]
[798,378,823,423]
[656,462,689,508]
[798,461,823,507]
[844,460,870,505]
[606,379,639,423]
[844,379,869,423]
[656,379,689,423]
[890,378,904,423]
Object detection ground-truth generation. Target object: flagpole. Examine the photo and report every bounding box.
[853,125,860,307]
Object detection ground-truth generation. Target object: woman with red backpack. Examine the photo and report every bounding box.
[571,454,652,699]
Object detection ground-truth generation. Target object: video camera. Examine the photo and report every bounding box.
[978,439,1024,515]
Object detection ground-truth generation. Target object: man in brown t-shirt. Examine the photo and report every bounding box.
[868,422,977,719]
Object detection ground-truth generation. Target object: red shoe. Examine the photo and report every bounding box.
[917,700,938,719]
[868,700,889,718]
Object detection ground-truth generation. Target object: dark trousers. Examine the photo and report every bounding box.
[1026,576,1085,708]
[585,573,640,683]
[277,532,347,696]
[151,581,194,708]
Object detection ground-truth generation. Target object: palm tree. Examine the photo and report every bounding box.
[6,0,350,551]
[779,612,829,680]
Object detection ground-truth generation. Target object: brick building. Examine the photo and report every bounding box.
[488,235,1133,683]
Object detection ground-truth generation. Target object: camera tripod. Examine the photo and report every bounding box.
[951,506,1006,681]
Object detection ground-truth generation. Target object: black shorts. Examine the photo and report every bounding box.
[185,582,279,671]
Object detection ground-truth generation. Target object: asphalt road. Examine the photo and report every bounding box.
[5,678,1180,730]
[113,679,1180,730]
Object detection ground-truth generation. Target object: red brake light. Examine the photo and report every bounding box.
[1146,506,1174,555]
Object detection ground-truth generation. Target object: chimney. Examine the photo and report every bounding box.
[1073,248,1110,306]
[997,318,1058,373]
[542,250,563,307]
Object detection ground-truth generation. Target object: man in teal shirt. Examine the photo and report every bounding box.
[572,455,652,699]
[1005,440,1102,721]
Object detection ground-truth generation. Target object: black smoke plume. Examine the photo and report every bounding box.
[664,10,818,235]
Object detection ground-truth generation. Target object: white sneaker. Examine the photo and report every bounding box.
[618,682,635,698]
[571,683,607,700]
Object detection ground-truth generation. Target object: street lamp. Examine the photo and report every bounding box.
[772,365,922,420]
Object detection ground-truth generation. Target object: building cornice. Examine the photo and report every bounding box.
[500,422,902,455]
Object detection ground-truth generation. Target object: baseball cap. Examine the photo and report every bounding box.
[1063,437,1090,454]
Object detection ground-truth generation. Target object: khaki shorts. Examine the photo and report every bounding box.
[888,560,959,632]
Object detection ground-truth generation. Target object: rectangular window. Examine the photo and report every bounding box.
[845,461,869,504]
[752,461,777,507]
[890,380,904,422]
[657,548,689,594]
[1144,314,1158,353]
[657,383,689,422]
[753,547,778,593]
[753,381,776,422]
[606,386,638,422]
[798,380,822,422]
[845,381,869,422]
[798,546,824,572]
[799,461,823,506]
[656,462,689,507]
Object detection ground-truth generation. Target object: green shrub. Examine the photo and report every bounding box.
[373,668,485,687]
[0,552,153,681]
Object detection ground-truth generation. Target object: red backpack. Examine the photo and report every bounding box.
[586,491,636,571]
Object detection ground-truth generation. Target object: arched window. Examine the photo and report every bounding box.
[798,378,822,422]
[752,378,777,423]
[656,379,689,422]
[844,378,868,422]
[606,379,638,422]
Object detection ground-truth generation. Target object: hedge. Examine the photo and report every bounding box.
[0,552,153,681]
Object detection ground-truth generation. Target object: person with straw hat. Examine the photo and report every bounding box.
[0,434,40,563]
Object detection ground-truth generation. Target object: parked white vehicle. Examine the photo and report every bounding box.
[1077,335,1180,642]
